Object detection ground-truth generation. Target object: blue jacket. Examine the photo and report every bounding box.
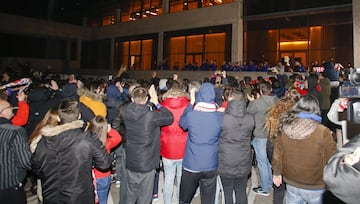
[179,83,223,172]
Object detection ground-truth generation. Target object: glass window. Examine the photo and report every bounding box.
[186,35,203,53]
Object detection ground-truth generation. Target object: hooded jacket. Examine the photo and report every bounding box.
[160,89,190,159]
[272,117,336,190]
[31,120,111,204]
[218,99,254,178]
[247,94,278,138]
[124,102,173,172]
[324,134,360,204]
[180,83,223,172]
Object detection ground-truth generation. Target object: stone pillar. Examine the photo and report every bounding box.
[115,8,121,23]
[353,1,360,67]
[231,1,243,64]
[162,0,169,14]
[76,39,82,68]
[157,32,164,67]
[110,38,115,70]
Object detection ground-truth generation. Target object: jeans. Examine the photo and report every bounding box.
[162,158,183,204]
[220,176,248,204]
[252,137,272,192]
[286,184,325,204]
[96,176,111,204]
[179,169,217,204]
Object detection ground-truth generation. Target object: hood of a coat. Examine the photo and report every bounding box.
[106,84,122,99]
[225,99,246,118]
[283,118,319,139]
[161,89,190,109]
[41,120,84,137]
[195,83,215,103]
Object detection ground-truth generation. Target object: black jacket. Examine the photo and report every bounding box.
[124,102,173,172]
[218,99,254,178]
[31,120,111,204]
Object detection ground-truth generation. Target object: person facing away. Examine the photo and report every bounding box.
[247,82,279,196]
[0,99,31,204]
[160,80,190,204]
[179,82,223,204]
[124,85,173,204]
[272,95,337,204]
[31,98,111,204]
[88,115,122,204]
[217,88,255,204]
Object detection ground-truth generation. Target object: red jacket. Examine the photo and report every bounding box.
[12,101,29,126]
[160,91,190,160]
[94,128,122,178]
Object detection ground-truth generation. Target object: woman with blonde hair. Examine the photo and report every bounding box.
[88,115,122,204]
[29,108,59,203]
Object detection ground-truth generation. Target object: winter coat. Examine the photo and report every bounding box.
[111,102,130,146]
[31,120,111,204]
[124,102,173,172]
[94,128,122,179]
[307,76,322,108]
[160,89,190,160]
[247,94,278,138]
[324,134,360,204]
[272,118,336,190]
[218,99,254,178]
[180,83,223,172]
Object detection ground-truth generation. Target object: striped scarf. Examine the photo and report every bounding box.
[193,102,217,112]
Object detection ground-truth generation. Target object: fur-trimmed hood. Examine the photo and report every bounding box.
[41,120,84,137]
[283,118,319,139]
[161,88,190,100]
[30,120,84,153]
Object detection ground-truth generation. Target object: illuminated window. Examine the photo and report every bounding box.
[119,39,153,70]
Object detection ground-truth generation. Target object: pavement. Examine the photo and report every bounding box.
[26,167,274,204]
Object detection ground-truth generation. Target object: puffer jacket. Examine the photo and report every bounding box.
[31,120,111,204]
[124,102,173,172]
[218,99,254,178]
[160,89,190,159]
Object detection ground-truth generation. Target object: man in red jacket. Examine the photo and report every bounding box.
[160,80,190,204]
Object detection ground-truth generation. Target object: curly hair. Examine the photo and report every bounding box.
[265,96,297,141]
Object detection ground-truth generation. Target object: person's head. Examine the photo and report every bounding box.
[196,83,215,103]
[0,99,13,120]
[88,115,108,146]
[291,94,320,115]
[58,99,81,124]
[259,82,272,95]
[227,87,245,101]
[131,86,148,104]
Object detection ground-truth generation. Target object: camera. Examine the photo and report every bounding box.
[339,68,360,124]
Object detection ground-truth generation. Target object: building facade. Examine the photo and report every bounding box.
[0,0,356,73]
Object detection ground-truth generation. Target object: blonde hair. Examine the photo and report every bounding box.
[88,115,108,146]
[29,108,59,144]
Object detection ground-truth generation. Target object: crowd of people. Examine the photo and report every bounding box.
[0,60,359,204]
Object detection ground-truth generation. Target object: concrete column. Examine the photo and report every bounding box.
[110,38,115,69]
[76,39,82,68]
[115,9,121,23]
[157,32,164,66]
[162,0,169,14]
[231,1,243,64]
[353,1,360,67]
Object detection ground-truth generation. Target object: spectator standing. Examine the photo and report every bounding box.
[31,99,111,204]
[218,88,254,204]
[124,85,173,204]
[0,99,31,203]
[247,82,278,196]
[179,82,223,204]
[88,116,122,204]
[160,80,190,204]
[273,95,336,204]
